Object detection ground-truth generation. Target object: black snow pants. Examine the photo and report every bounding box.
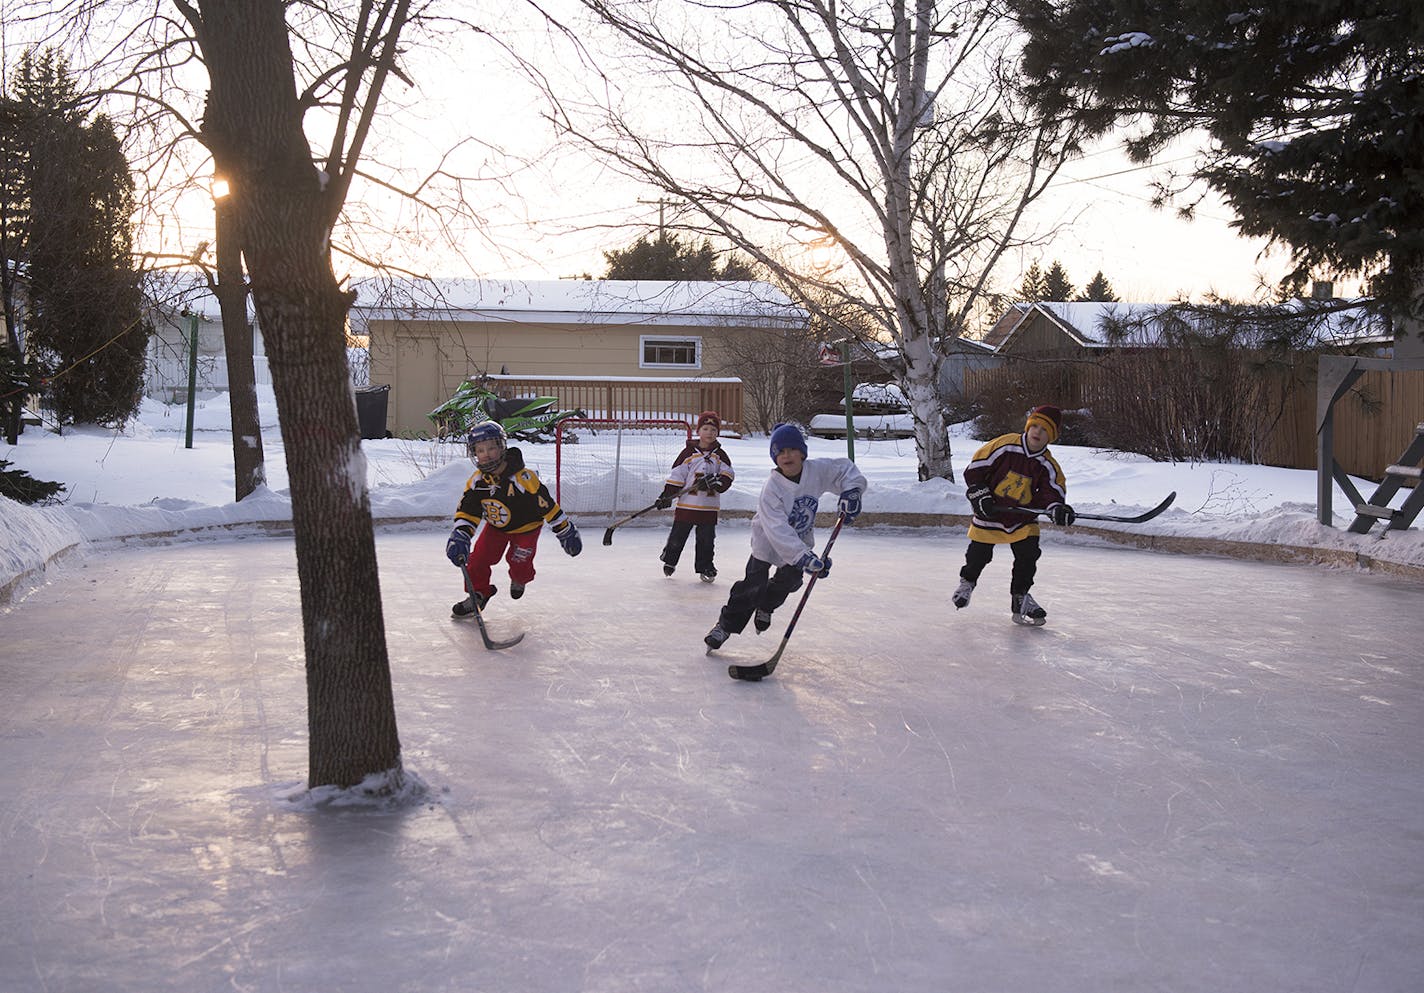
[717,555,805,634]
[960,534,1041,596]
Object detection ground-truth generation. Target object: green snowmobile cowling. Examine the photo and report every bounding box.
[429,381,583,442]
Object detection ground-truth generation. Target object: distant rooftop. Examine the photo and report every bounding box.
[140,274,809,333]
[996,300,1391,350]
[349,277,807,330]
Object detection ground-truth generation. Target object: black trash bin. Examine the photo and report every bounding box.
[354,385,390,440]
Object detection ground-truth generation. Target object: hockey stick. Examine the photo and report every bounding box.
[1008,491,1176,524]
[461,574,524,650]
[602,478,704,545]
[728,514,846,682]
[602,500,668,546]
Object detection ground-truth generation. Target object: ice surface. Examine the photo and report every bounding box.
[2,528,1421,992]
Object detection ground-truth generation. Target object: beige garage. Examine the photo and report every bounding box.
[353,278,806,436]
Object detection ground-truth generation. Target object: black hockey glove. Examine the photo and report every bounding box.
[554,520,582,557]
[967,485,996,518]
[654,489,676,510]
[1049,503,1076,527]
[708,475,731,494]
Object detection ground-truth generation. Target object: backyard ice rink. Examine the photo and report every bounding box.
[2,524,1422,993]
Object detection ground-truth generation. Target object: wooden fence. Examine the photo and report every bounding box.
[485,375,744,433]
[1309,366,1424,480]
[964,358,1424,481]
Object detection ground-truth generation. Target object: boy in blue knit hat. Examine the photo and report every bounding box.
[704,423,867,651]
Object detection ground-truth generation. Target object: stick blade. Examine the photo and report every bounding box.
[727,663,768,681]
[602,527,616,546]
[474,609,524,651]
[728,640,787,681]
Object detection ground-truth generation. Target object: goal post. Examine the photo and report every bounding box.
[555,418,693,517]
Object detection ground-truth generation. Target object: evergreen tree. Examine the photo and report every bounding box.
[1012,0,1424,316]
[1017,262,1047,302]
[1,78,37,444]
[603,232,756,280]
[8,50,148,426]
[1043,260,1075,301]
[1077,271,1119,303]
[0,458,65,504]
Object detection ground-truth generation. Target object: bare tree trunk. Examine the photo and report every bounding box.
[191,0,401,789]
[1396,267,1424,361]
[213,191,266,501]
[3,311,21,446]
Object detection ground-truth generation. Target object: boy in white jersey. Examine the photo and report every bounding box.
[704,423,866,651]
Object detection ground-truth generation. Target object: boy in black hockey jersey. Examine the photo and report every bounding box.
[655,410,735,582]
[704,423,866,651]
[953,404,1074,626]
[445,421,582,615]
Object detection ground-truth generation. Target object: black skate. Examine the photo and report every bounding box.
[1011,592,1047,626]
[704,623,729,652]
[509,582,526,600]
[952,579,975,609]
[453,586,495,617]
[753,608,773,633]
[699,567,717,584]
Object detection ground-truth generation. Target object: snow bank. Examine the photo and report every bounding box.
[0,495,84,600]
[3,394,1422,590]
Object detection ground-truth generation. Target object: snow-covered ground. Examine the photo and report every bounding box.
[3,385,1422,596]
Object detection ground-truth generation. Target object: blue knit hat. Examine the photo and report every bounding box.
[769,423,808,461]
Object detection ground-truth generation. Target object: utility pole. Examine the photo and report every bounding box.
[637,197,672,238]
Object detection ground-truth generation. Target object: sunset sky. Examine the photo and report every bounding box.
[110,2,1346,312]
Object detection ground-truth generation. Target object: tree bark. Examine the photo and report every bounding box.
[191,0,402,789]
[212,191,267,501]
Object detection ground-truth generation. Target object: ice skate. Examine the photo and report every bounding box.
[453,586,495,617]
[509,581,526,600]
[754,608,773,633]
[1011,592,1047,626]
[952,578,975,609]
[704,623,729,652]
[699,567,717,584]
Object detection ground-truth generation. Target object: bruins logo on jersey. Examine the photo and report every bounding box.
[481,497,513,528]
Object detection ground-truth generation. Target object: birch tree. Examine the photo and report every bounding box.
[549,0,1082,478]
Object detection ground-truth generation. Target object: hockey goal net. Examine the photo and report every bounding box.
[555,418,692,517]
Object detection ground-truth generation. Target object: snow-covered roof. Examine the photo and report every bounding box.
[999,300,1392,351]
[349,277,808,331]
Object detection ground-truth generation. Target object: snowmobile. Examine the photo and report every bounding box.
[429,380,583,442]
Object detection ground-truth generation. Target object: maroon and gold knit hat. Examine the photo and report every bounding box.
[1024,404,1062,444]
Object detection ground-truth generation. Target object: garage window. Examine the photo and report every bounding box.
[640,335,701,369]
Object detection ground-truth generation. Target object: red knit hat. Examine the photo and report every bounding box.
[1024,404,1062,444]
[697,410,721,430]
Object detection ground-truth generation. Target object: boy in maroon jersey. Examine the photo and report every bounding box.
[655,410,735,582]
[953,404,1075,625]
